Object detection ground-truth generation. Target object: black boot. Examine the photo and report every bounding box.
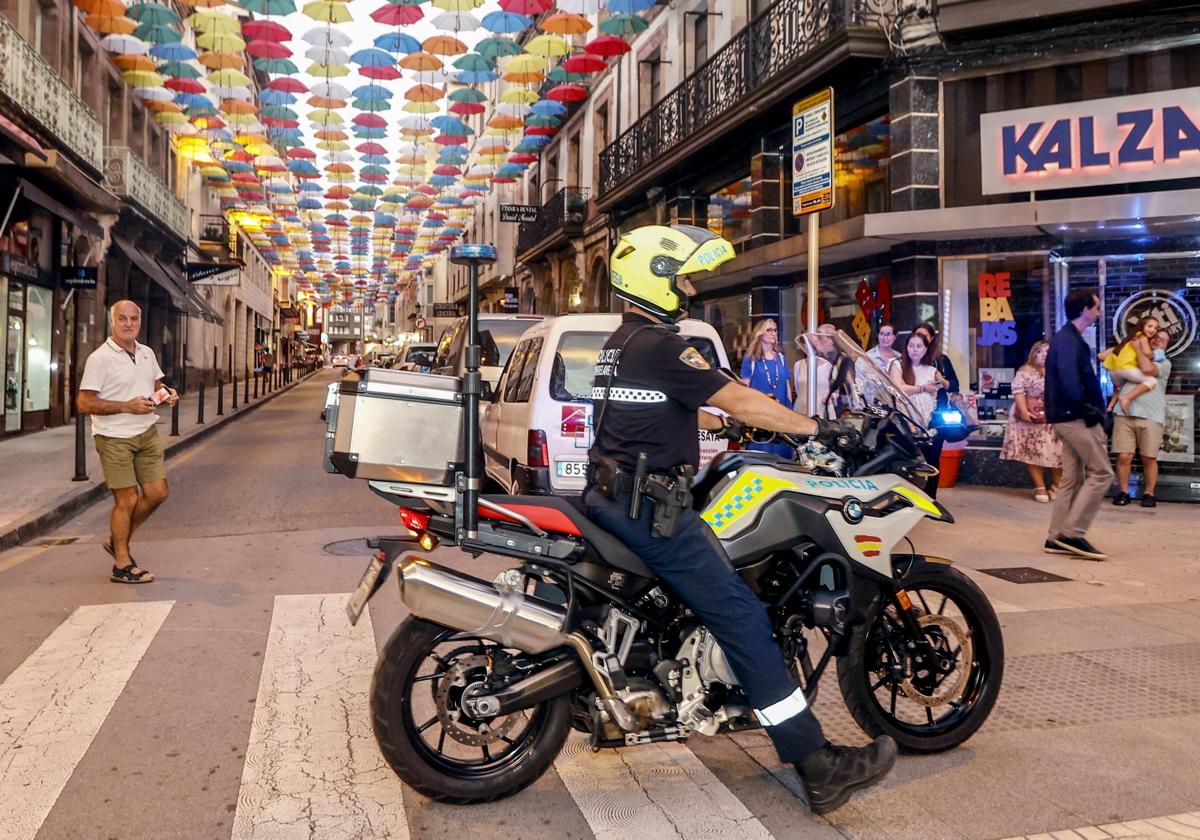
[795,735,897,814]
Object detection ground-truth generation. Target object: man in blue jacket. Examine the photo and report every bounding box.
[1044,288,1113,560]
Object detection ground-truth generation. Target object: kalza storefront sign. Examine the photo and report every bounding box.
[980,87,1200,194]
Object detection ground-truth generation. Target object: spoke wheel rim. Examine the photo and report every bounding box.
[400,629,553,778]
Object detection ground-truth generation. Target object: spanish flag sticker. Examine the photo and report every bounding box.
[854,534,882,558]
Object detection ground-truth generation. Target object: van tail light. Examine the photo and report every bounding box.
[528,430,550,469]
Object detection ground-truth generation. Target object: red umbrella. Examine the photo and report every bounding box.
[500,0,552,14]
[242,20,291,42]
[435,133,468,145]
[267,77,308,93]
[449,101,486,116]
[546,83,588,102]
[526,125,561,136]
[355,141,387,155]
[246,40,292,59]
[359,64,401,81]
[352,113,387,127]
[263,117,300,129]
[584,35,630,57]
[371,4,423,25]
[165,77,205,93]
[433,165,461,176]
[508,152,537,164]
[563,53,606,74]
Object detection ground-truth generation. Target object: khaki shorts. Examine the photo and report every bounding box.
[1111,415,1164,458]
[94,427,166,489]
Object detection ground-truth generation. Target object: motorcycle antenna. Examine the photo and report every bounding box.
[449,242,497,542]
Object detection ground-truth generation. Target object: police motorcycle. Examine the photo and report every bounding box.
[335,249,1002,805]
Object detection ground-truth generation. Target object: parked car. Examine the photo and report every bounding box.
[396,342,438,373]
[331,354,349,368]
[481,314,731,496]
[432,314,544,389]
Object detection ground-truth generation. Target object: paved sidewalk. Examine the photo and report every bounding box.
[0,370,321,549]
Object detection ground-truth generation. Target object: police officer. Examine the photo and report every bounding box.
[585,224,896,814]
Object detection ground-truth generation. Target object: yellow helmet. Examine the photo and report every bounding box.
[609,224,735,322]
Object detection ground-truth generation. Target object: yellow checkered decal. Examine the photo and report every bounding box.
[702,471,799,536]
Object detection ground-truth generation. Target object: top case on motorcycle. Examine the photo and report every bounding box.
[479,494,654,580]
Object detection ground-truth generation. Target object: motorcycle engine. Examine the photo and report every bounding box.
[672,627,745,736]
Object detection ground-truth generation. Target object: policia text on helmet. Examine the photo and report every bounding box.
[585,225,896,813]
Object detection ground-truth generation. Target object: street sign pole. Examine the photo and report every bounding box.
[792,87,835,417]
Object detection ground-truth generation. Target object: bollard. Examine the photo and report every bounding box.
[244,364,250,403]
[217,375,224,416]
[230,345,238,410]
[197,379,206,424]
[253,368,259,399]
[170,399,180,437]
[72,409,88,481]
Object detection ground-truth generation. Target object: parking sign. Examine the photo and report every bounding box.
[792,88,835,215]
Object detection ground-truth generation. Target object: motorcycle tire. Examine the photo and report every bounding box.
[836,560,1004,753]
[371,616,574,804]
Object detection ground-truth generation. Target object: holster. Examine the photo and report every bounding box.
[643,465,695,539]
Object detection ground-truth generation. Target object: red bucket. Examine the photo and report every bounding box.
[939,448,964,488]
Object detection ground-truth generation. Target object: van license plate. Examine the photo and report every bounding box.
[556,460,587,478]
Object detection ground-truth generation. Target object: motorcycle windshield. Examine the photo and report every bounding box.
[796,330,925,423]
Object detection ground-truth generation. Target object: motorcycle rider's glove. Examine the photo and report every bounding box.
[813,416,863,450]
[716,415,748,442]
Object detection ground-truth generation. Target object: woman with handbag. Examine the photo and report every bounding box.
[740,319,794,457]
[1001,340,1063,502]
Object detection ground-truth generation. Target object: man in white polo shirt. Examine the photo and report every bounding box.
[77,300,178,583]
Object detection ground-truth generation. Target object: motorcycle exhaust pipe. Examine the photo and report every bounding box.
[397,556,568,654]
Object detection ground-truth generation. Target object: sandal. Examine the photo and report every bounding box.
[110,563,154,584]
[103,540,137,566]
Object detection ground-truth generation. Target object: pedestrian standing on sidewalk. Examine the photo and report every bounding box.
[76,300,178,583]
[740,319,794,458]
[1044,289,1112,561]
[1000,340,1062,503]
[1111,328,1172,508]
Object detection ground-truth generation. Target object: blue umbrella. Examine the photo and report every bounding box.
[481,10,531,34]
[531,100,567,117]
[360,153,389,164]
[352,126,387,139]
[289,160,320,175]
[431,115,470,134]
[350,48,397,68]
[607,0,655,12]
[352,84,392,100]
[298,181,323,192]
[150,42,196,61]
[173,92,212,109]
[260,88,297,105]
[374,32,422,54]
[454,69,499,84]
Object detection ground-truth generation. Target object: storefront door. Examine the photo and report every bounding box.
[22,284,53,432]
[4,279,23,432]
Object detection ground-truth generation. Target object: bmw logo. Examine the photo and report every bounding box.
[842,497,865,524]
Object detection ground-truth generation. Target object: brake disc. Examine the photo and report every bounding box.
[898,613,974,708]
[434,654,520,746]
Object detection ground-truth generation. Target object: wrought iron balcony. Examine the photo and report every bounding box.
[598,0,896,200]
[103,146,190,242]
[517,187,590,259]
[0,15,104,172]
[198,213,230,249]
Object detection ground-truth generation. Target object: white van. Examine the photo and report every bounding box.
[481,314,731,496]
[432,314,545,389]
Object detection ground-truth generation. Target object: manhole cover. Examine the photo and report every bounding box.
[323,538,371,556]
[980,566,1071,584]
[40,537,79,546]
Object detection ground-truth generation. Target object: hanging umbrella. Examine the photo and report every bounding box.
[302,0,353,24]
[133,23,181,44]
[430,11,481,30]
[308,61,350,77]
[136,86,176,103]
[585,34,630,56]
[255,57,299,74]
[197,32,245,52]
[127,2,179,26]
[242,20,292,42]
[530,99,567,116]
[246,39,292,58]
[198,51,242,69]
[498,88,539,105]
[100,33,147,53]
[547,66,587,83]
[238,0,298,14]
[187,11,239,34]
[607,0,655,10]
[350,47,397,68]
[502,68,543,84]
[423,35,467,56]
[525,114,561,127]
[451,53,493,72]
[558,0,602,11]
[208,68,251,87]
[370,3,424,25]
[165,77,205,94]
[398,51,442,71]
[526,34,570,58]
[541,11,592,35]
[430,0,479,10]
[499,0,552,14]
[475,36,522,59]
[454,68,498,84]
[114,54,157,72]
[305,43,349,63]
[310,80,350,98]
[122,69,165,87]
[302,26,352,47]
[85,13,136,35]
[75,0,125,14]
[563,53,606,74]
[447,86,487,103]
[404,84,444,102]
[149,42,196,61]
[359,64,402,81]
[480,10,530,34]
[503,53,544,74]
[598,12,649,35]
[374,32,421,54]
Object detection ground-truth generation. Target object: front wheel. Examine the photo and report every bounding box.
[837,561,1004,753]
[371,617,573,803]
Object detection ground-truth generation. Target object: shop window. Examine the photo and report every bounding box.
[24,284,51,414]
[707,175,753,245]
[783,114,891,234]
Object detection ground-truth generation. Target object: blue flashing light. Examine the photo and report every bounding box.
[450,243,498,265]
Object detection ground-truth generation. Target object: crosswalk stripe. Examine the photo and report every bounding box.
[231,594,409,840]
[553,731,774,840]
[0,600,174,840]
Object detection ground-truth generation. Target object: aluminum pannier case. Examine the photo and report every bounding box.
[328,368,464,484]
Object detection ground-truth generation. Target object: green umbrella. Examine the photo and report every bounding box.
[547,66,586,84]
[157,60,202,79]
[133,23,181,44]
[126,2,180,26]
[475,36,522,59]
[599,13,649,36]
[237,0,298,13]
[452,53,495,72]
[526,114,561,127]
[448,87,487,103]
[254,58,300,74]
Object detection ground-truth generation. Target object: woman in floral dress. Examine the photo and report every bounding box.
[1000,340,1063,503]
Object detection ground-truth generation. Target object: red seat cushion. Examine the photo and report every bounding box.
[479,501,583,537]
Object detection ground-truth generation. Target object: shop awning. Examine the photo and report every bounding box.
[0,116,47,161]
[113,234,194,312]
[9,177,103,238]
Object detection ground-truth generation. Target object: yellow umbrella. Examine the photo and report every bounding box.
[197,32,246,52]
[302,0,352,24]
[186,0,229,6]
[430,0,481,11]
[503,53,544,73]
[316,140,350,151]
[121,69,164,87]
[223,113,259,127]
[541,12,592,36]
[499,87,539,104]
[422,34,467,56]
[208,68,251,86]
[154,111,188,125]
[307,62,349,77]
[307,108,345,124]
[187,11,240,34]
[85,13,136,35]
[526,34,570,57]
[199,51,243,69]
[398,51,442,72]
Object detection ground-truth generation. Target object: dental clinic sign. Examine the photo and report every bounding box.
[980,87,1200,194]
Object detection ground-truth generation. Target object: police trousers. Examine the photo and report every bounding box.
[585,488,827,763]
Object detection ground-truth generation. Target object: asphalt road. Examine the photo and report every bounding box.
[2,369,1200,840]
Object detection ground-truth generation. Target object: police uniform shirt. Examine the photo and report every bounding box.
[589,313,729,473]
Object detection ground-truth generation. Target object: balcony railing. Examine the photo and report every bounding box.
[517,187,590,256]
[199,213,230,247]
[103,146,189,242]
[598,0,896,198]
[0,15,104,172]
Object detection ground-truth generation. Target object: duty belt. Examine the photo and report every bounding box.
[591,455,694,539]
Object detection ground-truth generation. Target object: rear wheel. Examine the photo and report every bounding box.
[371,617,573,803]
[837,562,1004,753]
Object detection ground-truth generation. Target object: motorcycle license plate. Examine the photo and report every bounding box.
[345,554,389,626]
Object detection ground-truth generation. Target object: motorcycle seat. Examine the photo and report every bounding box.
[479,495,653,580]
